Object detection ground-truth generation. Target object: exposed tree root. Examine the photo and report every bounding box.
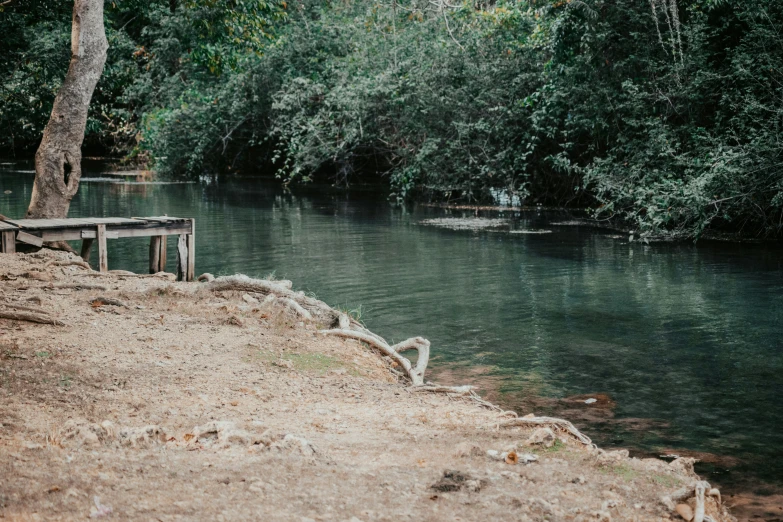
[411,384,518,414]
[500,416,594,446]
[90,297,128,308]
[75,271,175,280]
[204,275,432,385]
[46,260,92,270]
[0,308,64,326]
[0,300,50,314]
[413,384,475,395]
[318,328,430,385]
[52,283,108,291]
[41,241,78,255]
[208,275,338,324]
[661,480,725,522]
[275,297,312,319]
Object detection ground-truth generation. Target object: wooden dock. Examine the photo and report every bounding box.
[0,216,195,281]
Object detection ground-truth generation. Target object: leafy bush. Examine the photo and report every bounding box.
[2,0,782,238]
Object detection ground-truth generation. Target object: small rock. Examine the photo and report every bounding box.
[519,453,538,464]
[117,425,167,447]
[248,480,268,493]
[60,420,108,447]
[669,457,697,475]
[571,476,586,485]
[596,449,629,464]
[242,294,259,304]
[89,496,112,518]
[65,488,84,498]
[525,427,556,448]
[660,496,676,511]
[584,398,598,404]
[270,434,316,455]
[675,504,693,521]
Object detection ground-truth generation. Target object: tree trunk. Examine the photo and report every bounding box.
[26,0,108,219]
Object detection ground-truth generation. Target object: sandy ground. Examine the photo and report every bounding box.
[0,250,738,521]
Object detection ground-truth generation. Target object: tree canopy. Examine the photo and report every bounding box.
[1,0,782,239]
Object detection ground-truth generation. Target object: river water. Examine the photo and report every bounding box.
[2,169,783,499]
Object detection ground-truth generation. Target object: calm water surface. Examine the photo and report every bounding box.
[2,169,783,493]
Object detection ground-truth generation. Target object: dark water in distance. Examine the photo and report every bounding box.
[2,169,783,492]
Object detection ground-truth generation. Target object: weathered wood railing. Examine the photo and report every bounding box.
[0,216,195,281]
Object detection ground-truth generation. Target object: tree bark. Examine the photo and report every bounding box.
[26,0,108,219]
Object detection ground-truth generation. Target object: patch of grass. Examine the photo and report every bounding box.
[650,473,680,488]
[287,353,345,373]
[35,351,51,358]
[530,439,566,455]
[58,374,72,389]
[544,439,565,453]
[600,463,639,482]
[251,347,361,376]
[335,304,367,324]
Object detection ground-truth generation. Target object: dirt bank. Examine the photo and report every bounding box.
[0,250,736,521]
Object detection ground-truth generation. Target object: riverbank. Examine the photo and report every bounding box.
[0,250,737,521]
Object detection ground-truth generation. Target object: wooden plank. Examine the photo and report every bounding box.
[110,225,190,238]
[186,219,195,281]
[80,230,119,239]
[4,218,81,229]
[136,216,183,223]
[0,221,19,231]
[149,236,161,274]
[81,238,94,266]
[16,230,43,247]
[88,217,145,225]
[160,235,167,272]
[41,224,191,242]
[97,225,108,273]
[1,231,15,254]
[6,217,144,229]
[176,234,188,282]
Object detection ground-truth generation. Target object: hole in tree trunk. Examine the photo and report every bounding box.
[63,161,72,186]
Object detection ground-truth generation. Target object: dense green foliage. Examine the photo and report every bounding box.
[1,0,782,238]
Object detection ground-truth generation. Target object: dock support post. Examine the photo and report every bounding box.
[149,236,167,273]
[186,219,195,281]
[176,234,188,281]
[149,236,160,273]
[160,236,167,272]
[96,224,108,272]
[1,231,15,254]
[81,238,94,266]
